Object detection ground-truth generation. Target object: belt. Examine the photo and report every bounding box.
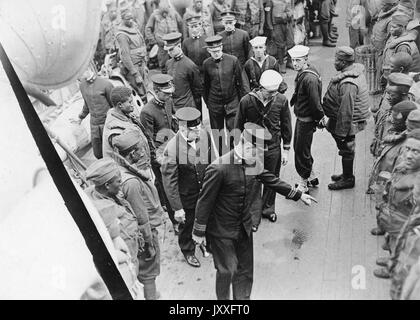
[297,116,314,122]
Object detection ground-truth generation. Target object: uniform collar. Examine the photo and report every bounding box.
[214,54,224,63]
[110,108,131,122]
[153,97,166,107]
[174,53,184,61]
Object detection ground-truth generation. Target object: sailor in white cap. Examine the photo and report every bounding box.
[288,44,324,194]
[234,70,293,228]
[244,36,287,92]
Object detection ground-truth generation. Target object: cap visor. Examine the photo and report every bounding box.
[160,88,175,94]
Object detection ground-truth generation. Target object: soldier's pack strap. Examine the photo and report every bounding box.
[0,42,133,300]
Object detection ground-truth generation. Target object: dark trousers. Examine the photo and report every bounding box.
[207,98,239,155]
[272,23,295,64]
[293,119,316,179]
[152,164,176,226]
[208,229,253,300]
[179,209,196,256]
[262,147,282,218]
[91,124,104,159]
[332,134,356,178]
[348,27,364,49]
[157,45,169,72]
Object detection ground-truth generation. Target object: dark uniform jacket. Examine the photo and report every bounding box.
[161,129,216,211]
[290,65,324,121]
[79,77,114,126]
[140,98,176,154]
[234,90,292,150]
[182,36,210,75]
[219,28,252,66]
[165,54,203,111]
[203,53,250,104]
[193,150,301,239]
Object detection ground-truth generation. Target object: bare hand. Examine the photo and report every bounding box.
[300,194,318,206]
[145,242,156,261]
[70,117,82,125]
[116,250,130,264]
[192,234,206,246]
[135,74,143,85]
[113,236,129,254]
[174,209,186,224]
[282,150,289,166]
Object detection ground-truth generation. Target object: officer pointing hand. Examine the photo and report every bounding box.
[300,193,318,206]
[192,234,206,246]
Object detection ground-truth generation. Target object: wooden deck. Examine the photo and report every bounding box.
[155,2,391,300]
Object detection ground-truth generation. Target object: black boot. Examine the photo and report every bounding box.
[328,158,355,190]
[321,22,336,47]
[331,174,343,181]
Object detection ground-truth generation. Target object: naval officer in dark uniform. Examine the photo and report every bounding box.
[163,32,204,113]
[182,15,210,79]
[218,10,252,66]
[161,107,216,268]
[192,122,316,300]
[203,34,250,154]
[140,74,178,232]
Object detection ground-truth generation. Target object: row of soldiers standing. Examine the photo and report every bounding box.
[364,0,420,300]
[96,0,340,78]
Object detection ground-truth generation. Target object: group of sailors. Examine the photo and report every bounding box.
[74,0,420,300]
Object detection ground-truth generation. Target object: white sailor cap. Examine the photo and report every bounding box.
[249,36,267,47]
[260,70,283,91]
[288,45,310,58]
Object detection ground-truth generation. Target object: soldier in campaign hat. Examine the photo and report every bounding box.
[371,72,415,158]
[163,32,203,113]
[192,122,316,300]
[381,10,420,85]
[202,34,250,155]
[85,158,143,283]
[182,15,211,78]
[234,70,292,227]
[161,107,216,268]
[140,74,179,234]
[218,10,252,66]
[288,45,324,194]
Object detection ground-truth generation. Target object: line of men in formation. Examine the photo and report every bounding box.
[97,0,341,76]
[362,0,420,300]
